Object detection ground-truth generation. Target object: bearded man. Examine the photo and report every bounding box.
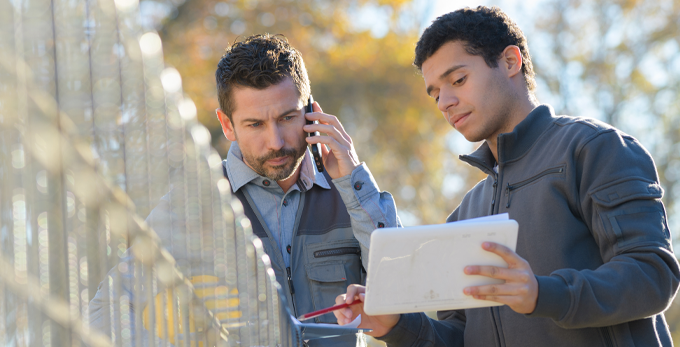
[214,34,401,346]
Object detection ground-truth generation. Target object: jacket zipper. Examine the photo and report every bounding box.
[490,179,498,214]
[490,158,503,347]
[286,267,297,316]
[285,191,311,318]
[494,162,503,215]
[505,166,564,208]
[313,247,360,258]
[601,327,615,347]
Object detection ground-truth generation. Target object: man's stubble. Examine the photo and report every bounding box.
[239,133,308,182]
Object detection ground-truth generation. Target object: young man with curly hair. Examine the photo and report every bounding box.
[335,6,679,347]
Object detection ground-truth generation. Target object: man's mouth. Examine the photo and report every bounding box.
[266,156,289,166]
[451,112,471,128]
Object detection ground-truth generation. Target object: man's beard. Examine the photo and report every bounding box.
[242,138,308,182]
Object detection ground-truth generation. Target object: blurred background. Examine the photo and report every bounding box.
[136,0,680,343]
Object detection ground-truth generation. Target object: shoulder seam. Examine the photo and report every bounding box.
[575,128,617,160]
[554,116,603,132]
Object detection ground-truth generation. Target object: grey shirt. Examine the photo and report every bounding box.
[224,142,401,268]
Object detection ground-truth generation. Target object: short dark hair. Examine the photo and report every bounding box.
[414,6,536,92]
[215,34,310,120]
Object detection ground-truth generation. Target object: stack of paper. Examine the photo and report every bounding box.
[364,214,519,315]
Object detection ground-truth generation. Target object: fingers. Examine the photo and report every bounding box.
[333,293,353,324]
[467,293,526,307]
[464,265,530,281]
[306,134,360,172]
[464,282,530,297]
[305,122,349,146]
[305,134,349,157]
[334,307,354,325]
[465,287,536,312]
[312,101,323,113]
[305,103,351,142]
[304,102,360,178]
[481,242,523,267]
[334,285,366,325]
[464,244,539,314]
[345,284,366,304]
[335,293,346,305]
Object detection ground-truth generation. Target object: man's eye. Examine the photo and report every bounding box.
[249,122,261,128]
[453,76,466,85]
[282,116,294,121]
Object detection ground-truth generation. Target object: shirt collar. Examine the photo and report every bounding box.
[224,141,330,193]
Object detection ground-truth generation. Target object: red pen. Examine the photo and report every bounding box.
[297,301,362,322]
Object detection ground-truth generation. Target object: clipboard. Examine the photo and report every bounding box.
[276,283,369,341]
[363,214,518,315]
[295,314,367,339]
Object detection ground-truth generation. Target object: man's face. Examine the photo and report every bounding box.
[422,41,515,143]
[219,77,308,181]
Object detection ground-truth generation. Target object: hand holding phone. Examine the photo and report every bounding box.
[306,95,325,172]
[303,96,361,179]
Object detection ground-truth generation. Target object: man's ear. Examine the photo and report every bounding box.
[216,108,237,142]
[500,45,523,78]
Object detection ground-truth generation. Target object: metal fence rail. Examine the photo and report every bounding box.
[0,0,301,345]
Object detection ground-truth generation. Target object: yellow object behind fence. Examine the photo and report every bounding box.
[143,275,241,345]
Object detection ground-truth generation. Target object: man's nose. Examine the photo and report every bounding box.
[266,125,285,150]
[438,90,459,113]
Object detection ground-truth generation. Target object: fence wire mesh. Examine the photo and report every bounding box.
[0,0,301,345]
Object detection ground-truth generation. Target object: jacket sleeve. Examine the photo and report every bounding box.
[528,129,680,328]
[332,163,402,269]
[375,311,465,347]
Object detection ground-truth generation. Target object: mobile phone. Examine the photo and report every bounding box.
[306,95,324,172]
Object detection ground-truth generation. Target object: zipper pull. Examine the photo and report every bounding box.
[506,183,511,208]
[286,267,295,295]
[492,181,498,205]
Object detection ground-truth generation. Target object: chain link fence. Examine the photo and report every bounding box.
[0,0,301,345]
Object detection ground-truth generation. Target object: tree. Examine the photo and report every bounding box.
[527,0,680,228]
[159,0,487,227]
[522,0,680,341]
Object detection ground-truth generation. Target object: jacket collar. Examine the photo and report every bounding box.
[460,105,556,174]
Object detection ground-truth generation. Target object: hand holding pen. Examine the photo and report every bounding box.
[297,300,362,322]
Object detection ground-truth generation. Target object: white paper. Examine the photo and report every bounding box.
[455,213,509,224]
[344,314,361,329]
[363,214,518,315]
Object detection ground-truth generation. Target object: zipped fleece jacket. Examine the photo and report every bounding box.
[378,105,680,347]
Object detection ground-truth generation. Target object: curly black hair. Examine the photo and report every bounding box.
[414,6,536,92]
[215,34,310,120]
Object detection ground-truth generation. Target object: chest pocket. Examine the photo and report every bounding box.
[505,165,566,208]
[304,239,362,323]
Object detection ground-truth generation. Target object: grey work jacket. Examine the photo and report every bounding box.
[379,105,680,347]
